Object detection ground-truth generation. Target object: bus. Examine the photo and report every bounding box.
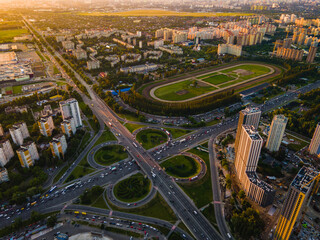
[49,186,57,193]
[82,212,87,216]
[65,183,76,190]
[132,142,138,148]
[31,201,37,206]
[74,211,79,214]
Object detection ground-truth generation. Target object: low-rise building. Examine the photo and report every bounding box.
[87,60,100,70]
[17,141,39,168]
[0,168,9,183]
[158,45,183,55]
[73,48,87,60]
[120,63,159,73]
[62,41,75,50]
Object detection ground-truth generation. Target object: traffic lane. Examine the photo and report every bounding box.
[0,165,138,227]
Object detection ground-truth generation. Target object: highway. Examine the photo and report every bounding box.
[17,17,320,240]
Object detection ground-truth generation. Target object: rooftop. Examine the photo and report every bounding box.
[241,107,261,115]
[243,125,262,140]
[247,172,274,192]
[291,167,319,194]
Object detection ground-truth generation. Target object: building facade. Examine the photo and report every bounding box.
[38,115,54,137]
[0,123,4,136]
[308,122,320,156]
[9,122,30,146]
[59,98,82,128]
[0,139,14,167]
[306,46,317,64]
[50,134,67,159]
[61,116,76,137]
[274,167,319,240]
[235,125,275,207]
[217,44,242,57]
[0,168,9,183]
[17,141,39,168]
[266,115,288,152]
[235,107,261,152]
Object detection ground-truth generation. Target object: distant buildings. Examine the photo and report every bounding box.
[38,115,54,137]
[113,38,134,49]
[9,122,30,146]
[73,48,87,60]
[87,60,100,70]
[274,167,319,240]
[266,115,288,152]
[0,139,14,167]
[61,117,76,138]
[158,45,183,55]
[234,125,275,207]
[17,141,39,168]
[50,134,67,159]
[306,46,317,64]
[143,51,163,60]
[0,168,9,183]
[275,47,303,61]
[120,53,141,63]
[0,52,33,83]
[217,44,242,57]
[60,98,82,128]
[62,41,75,50]
[308,123,320,156]
[120,63,159,73]
[235,107,261,152]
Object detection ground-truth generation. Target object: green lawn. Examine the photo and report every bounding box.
[202,74,235,85]
[53,66,60,75]
[154,80,217,101]
[94,129,116,146]
[12,85,22,94]
[167,128,192,139]
[79,132,92,151]
[206,118,221,126]
[94,145,127,166]
[66,165,95,182]
[107,192,177,223]
[0,28,28,43]
[161,155,200,178]
[53,165,69,183]
[118,112,141,122]
[124,123,146,133]
[178,148,212,208]
[220,64,271,80]
[197,72,218,79]
[114,173,151,203]
[91,193,109,209]
[202,203,220,233]
[136,129,168,150]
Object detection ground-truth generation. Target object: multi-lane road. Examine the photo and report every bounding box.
[11,17,320,240]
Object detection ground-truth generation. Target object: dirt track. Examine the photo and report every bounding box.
[141,61,282,103]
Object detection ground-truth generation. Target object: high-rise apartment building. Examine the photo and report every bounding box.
[217,44,242,57]
[9,122,30,146]
[17,141,39,168]
[59,98,82,128]
[0,168,9,183]
[38,115,54,137]
[61,116,76,138]
[235,125,275,206]
[50,134,67,159]
[306,46,317,64]
[0,139,14,167]
[235,107,261,152]
[308,123,320,156]
[266,115,288,152]
[274,167,319,240]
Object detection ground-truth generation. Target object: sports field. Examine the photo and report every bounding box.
[151,63,273,102]
[79,9,253,17]
[154,80,217,101]
[0,28,28,43]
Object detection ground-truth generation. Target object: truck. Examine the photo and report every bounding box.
[108,122,112,127]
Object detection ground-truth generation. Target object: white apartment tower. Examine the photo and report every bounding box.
[59,98,82,128]
[38,115,55,137]
[0,139,14,167]
[61,116,76,137]
[9,122,30,146]
[266,115,288,152]
[17,141,39,168]
[50,134,67,159]
[309,123,320,156]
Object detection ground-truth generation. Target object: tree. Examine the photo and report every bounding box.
[47,215,57,227]
[238,190,246,200]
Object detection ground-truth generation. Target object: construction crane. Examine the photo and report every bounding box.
[295,172,320,234]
